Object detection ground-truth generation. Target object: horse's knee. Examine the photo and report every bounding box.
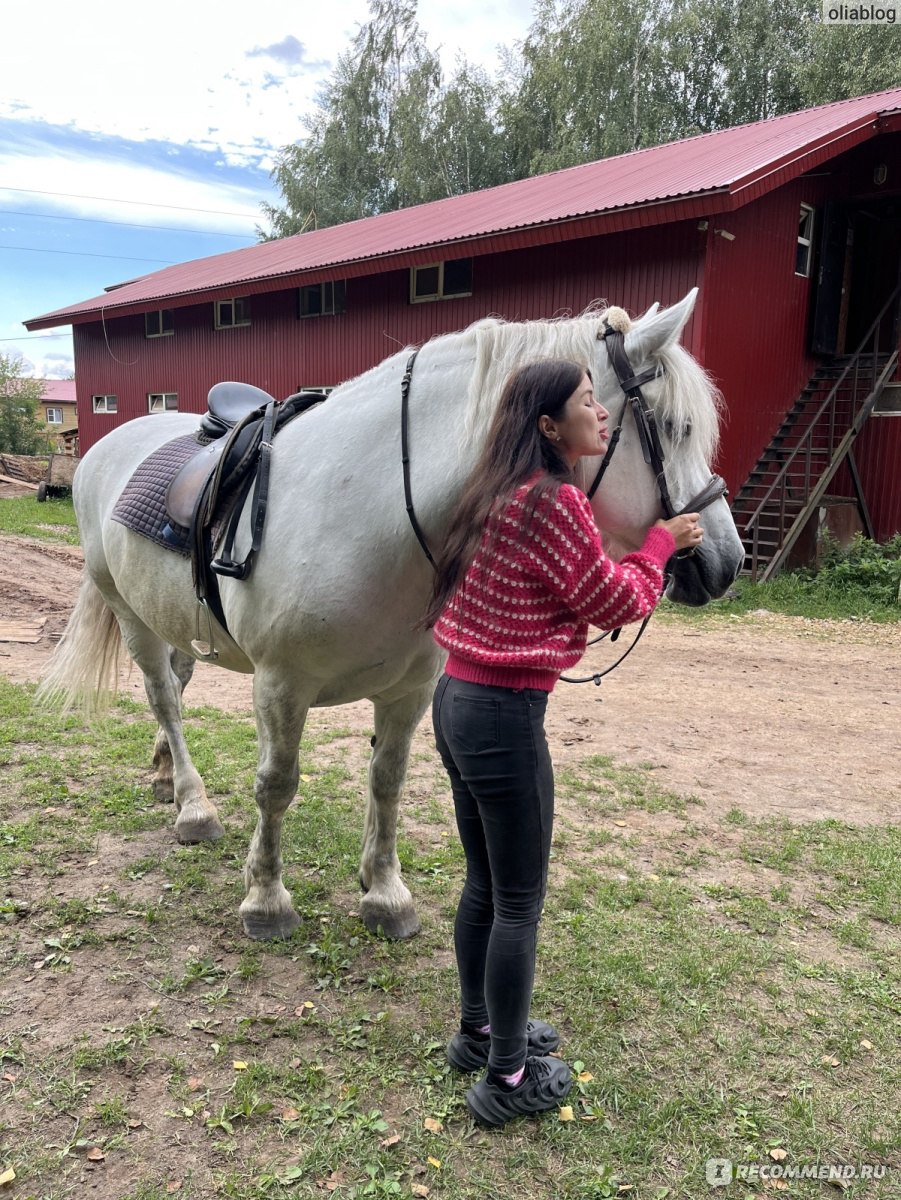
[254,762,299,811]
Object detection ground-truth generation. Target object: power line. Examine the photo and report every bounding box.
[0,244,176,264]
[0,186,260,219]
[0,333,70,341]
[0,208,255,239]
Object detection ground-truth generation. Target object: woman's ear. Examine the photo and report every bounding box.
[538,414,557,440]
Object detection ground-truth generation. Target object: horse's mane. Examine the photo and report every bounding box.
[430,308,721,461]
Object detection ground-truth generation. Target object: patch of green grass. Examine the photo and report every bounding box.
[662,534,901,624]
[0,493,79,542]
[560,753,695,815]
[740,818,901,925]
[2,673,899,1199]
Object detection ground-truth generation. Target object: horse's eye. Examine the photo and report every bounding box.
[665,419,691,440]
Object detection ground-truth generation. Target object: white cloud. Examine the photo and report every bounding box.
[0,1,534,168]
[0,0,535,380]
[0,139,265,235]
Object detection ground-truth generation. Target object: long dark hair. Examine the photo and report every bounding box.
[423,357,588,628]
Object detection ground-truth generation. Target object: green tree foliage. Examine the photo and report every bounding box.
[0,354,49,456]
[260,0,508,237]
[262,0,901,236]
[799,21,901,106]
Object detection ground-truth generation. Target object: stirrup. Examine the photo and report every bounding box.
[190,600,219,661]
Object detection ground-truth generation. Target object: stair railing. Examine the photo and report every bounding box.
[741,282,901,580]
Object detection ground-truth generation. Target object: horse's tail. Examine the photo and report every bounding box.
[36,572,123,714]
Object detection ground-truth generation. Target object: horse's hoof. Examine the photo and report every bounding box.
[241,909,301,940]
[360,904,420,940]
[175,812,225,844]
[152,778,175,804]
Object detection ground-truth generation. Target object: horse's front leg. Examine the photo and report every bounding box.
[239,670,310,940]
[360,680,435,939]
[150,647,196,803]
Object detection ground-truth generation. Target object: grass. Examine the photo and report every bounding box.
[0,672,898,1199]
[662,535,901,625]
[0,493,79,543]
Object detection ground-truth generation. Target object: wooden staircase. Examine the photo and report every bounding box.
[732,285,900,581]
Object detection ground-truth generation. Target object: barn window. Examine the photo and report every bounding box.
[295,386,334,396]
[92,394,118,413]
[145,309,174,337]
[148,392,178,413]
[796,205,815,277]
[215,297,251,329]
[46,407,63,424]
[299,280,346,317]
[410,258,473,303]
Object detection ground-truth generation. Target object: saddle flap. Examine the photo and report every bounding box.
[166,440,226,529]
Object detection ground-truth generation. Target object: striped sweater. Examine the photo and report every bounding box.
[433,481,676,692]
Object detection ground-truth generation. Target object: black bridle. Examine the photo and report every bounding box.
[400,327,728,686]
[560,320,728,685]
[587,321,728,527]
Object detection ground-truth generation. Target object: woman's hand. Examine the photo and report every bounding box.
[655,512,704,551]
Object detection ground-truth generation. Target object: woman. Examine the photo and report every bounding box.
[425,358,702,1127]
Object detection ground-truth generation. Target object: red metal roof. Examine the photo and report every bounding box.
[39,379,77,403]
[25,87,901,331]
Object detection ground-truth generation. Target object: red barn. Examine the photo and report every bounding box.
[25,87,901,577]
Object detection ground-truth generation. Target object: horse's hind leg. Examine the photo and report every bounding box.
[116,615,224,844]
[359,681,434,939]
[239,669,311,940]
[150,648,196,803]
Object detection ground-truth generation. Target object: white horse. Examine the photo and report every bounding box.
[40,289,744,940]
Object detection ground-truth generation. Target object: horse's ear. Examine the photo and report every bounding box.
[625,288,698,360]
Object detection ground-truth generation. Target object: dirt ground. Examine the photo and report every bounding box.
[1,533,899,827]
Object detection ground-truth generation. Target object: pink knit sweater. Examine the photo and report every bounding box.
[433,481,676,692]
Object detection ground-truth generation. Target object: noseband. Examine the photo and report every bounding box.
[559,321,729,686]
[587,322,728,548]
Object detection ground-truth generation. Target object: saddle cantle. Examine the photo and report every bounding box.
[200,381,279,440]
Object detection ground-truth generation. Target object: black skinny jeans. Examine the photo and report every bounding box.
[432,673,555,1075]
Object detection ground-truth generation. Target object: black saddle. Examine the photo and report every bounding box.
[165,383,325,655]
[200,381,279,440]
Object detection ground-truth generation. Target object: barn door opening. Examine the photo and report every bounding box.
[811,198,901,356]
[844,200,901,351]
[810,200,849,356]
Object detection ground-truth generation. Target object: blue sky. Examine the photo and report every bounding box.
[0,0,534,379]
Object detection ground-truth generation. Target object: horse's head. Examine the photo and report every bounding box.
[582,289,745,606]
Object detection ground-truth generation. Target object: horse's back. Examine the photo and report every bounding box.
[75,414,198,515]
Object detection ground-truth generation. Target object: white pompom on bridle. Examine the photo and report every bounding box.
[602,306,632,334]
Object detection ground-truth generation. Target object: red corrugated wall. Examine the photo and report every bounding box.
[70,198,899,543]
[74,220,705,452]
[854,401,901,543]
[699,172,900,540]
[698,178,835,496]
